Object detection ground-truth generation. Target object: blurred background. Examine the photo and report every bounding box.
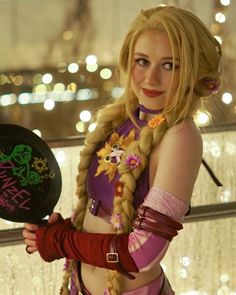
[0,0,235,139]
[0,1,236,295]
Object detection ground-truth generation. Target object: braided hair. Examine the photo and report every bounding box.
[61,5,222,295]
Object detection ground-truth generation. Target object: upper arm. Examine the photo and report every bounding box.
[152,120,203,205]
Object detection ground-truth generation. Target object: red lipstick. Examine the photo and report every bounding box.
[142,88,164,98]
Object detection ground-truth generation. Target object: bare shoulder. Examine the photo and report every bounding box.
[163,119,202,152]
[152,119,203,205]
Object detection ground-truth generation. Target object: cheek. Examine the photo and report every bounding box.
[132,65,143,84]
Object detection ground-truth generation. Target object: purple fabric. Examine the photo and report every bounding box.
[69,268,79,295]
[72,263,174,295]
[139,104,163,114]
[122,273,165,295]
[129,230,169,271]
[86,108,149,215]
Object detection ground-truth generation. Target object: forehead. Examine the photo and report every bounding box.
[133,30,174,56]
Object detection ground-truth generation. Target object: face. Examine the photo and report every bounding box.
[131,30,180,111]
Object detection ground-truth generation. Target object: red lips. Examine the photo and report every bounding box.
[142,88,164,98]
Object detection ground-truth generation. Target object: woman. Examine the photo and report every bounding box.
[23,5,222,295]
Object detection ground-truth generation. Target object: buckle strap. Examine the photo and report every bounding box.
[106,235,136,280]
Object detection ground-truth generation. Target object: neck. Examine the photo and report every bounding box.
[139,104,163,121]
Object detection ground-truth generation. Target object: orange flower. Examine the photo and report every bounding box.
[148,114,166,129]
[115,181,124,197]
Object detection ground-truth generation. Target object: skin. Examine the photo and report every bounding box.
[131,30,180,112]
[23,30,203,295]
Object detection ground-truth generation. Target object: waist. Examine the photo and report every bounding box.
[81,263,163,294]
[87,198,112,223]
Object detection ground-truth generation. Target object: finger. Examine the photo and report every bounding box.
[22,229,36,240]
[24,238,37,248]
[48,212,63,224]
[25,245,37,254]
[24,223,38,231]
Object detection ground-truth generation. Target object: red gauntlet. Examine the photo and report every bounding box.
[35,219,138,279]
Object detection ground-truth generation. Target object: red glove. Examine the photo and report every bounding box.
[35,221,138,279]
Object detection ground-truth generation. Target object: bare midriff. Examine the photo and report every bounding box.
[81,211,162,295]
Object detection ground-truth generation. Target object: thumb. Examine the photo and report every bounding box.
[48,212,64,224]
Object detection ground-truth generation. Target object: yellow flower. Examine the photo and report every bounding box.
[95,129,136,182]
[148,114,166,129]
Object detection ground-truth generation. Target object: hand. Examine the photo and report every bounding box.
[22,222,38,254]
[22,212,65,254]
[35,215,75,262]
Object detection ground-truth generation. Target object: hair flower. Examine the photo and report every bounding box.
[148,114,166,128]
[125,154,141,170]
[110,213,123,230]
[203,77,220,94]
[115,181,124,197]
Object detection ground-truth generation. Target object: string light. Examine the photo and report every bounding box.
[42,73,53,84]
[215,12,226,23]
[18,92,31,104]
[220,0,231,6]
[100,68,112,79]
[68,63,79,73]
[79,110,92,122]
[34,84,47,93]
[44,98,55,110]
[86,64,98,72]
[76,121,85,132]
[0,94,17,106]
[53,83,65,92]
[85,55,97,65]
[222,92,233,104]
[195,111,210,126]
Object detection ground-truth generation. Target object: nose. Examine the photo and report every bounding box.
[145,66,160,85]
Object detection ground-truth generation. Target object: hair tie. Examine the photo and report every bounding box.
[202,77,220,94]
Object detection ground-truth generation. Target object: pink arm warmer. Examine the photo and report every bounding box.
[128,186,188,271]
[35,186,188,275]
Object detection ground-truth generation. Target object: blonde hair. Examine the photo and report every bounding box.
[61,5,222,295]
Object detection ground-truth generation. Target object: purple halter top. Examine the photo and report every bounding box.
[86,107,152,218]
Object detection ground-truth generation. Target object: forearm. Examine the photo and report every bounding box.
[36,186,187,277]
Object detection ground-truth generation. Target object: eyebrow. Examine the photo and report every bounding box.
[134,52,180,62]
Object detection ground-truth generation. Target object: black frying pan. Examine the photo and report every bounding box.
[0,124,62,223]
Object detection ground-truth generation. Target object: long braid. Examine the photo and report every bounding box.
[60,102,126,294]
[61,3,222,291]
[106,118,169,294]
